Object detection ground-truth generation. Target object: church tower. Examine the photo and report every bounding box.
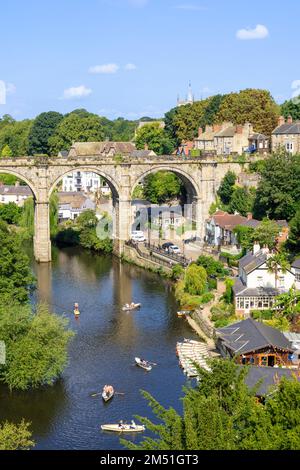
[177,82,194,107]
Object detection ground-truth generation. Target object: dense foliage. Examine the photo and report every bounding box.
[0,420,34,450]
[0,303,74,390]
[122,360,300,450]
[253,151,300,220]
[184,264,207,296]
[135,122,174,155]
[28,111,63,155]
[143,171,184,204]
[0,221,34,303]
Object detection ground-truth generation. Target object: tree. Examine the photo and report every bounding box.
[0,119,33,156]
[196,255,228,278]
[0,221,35,303]
[48,110,105,155]
[1,144,13,158]
[252,219,280,249]
[233,225,254,251]
[0,303,74,391]
[273,286,300,322]
[143,171,184,204]
[184,264,207,296]
[0,202,22,225]
[19,197,35,239]
[281,97,300,121]
[0,420,34,450]
[217,171,236,206]
[229,187,254,216]
[287,209,300,253]
[135,122,174,155]
[216,89,279,136]
[28,111,63,156]
[253,151,300,221]
[266,253,290,289]
[122,359,300,451]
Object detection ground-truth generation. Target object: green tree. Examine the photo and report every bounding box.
[196,255,228,278]
[0,303,74,391]
[0,119,33,156]
[19,197,35,239]
[28,111,63,156]
[1,144,13,157]
[252,219,280,249]
[287,209,300,253]
[184,264,207,296]
[281,97,300,121]
[233,225,254,251]
[217,171,236,206]
[0,202,22,225]
[216,89,279,136]
[135,122,174,155]
[143,171,183,204]
[229,187,254,216]
[0,420,34,450]
[273,286,300,322]
[122,360,298,451]
[253,151,300,220]
[0,221,35,303]
[49,110,105,155]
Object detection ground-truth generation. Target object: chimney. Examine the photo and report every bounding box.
[213,124,221,133]
[15,181,20,187]
[253,242,261,255]
[247,212,253,220]
[287,115,293,124]
[198,127,203,137]
[278,116,285,127]
[262,245,270,255]
[236,125,243,134]
[144,143,149,151]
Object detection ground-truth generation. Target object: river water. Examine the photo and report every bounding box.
[0,246,196,450]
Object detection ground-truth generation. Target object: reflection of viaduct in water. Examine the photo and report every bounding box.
[0,146,246,263]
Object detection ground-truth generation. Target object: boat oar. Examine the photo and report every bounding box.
[90,391,125,398]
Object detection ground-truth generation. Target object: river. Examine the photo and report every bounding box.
[0,246,196,450]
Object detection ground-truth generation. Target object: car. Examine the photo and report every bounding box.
[169,245,181,255]
[162,242,174,252]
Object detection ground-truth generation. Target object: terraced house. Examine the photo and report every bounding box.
[272,116,300,154]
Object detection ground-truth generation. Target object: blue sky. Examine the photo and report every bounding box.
[0,0,299,120]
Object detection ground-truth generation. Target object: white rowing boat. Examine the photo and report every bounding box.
[101,424,145,433]
[122,303,141,311]
[135,357,152,371]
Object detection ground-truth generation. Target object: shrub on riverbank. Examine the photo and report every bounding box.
[0,303,74,390]
[0,420,34,450]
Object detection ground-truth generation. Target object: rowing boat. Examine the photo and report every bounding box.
[122,303,141,311]
[101,424,145,433]
[102,389,114,403]
[135,357,152,371]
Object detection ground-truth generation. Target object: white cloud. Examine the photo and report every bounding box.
[175,4,207,11]
[89,63,119,74]
[125,63,137,71]
[62,85,92,100]
[236,24,269,40]
[0,81,16,105]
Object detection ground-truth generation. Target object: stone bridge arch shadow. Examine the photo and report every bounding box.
[48,167,125,257]
[130,166,202,241]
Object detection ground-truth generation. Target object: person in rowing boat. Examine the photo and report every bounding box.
[130,420,136,429]
[118,420,125,430]
[140,358,149,367]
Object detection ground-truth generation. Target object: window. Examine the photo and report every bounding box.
[257,276,263,287]
[296,273,300,282]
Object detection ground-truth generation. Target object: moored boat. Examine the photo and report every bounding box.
[101,424,145,433]
[135,357,152,371]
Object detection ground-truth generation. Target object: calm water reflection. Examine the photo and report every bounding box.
[0,247,196,450]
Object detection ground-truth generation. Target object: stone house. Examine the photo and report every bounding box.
[193,125,221,153]
[272,116,300,154]
[233,244,296,317]
[214,122,253,156]
[248,133,270,155]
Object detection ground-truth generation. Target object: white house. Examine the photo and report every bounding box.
[234,244,296,317]
[292,258,300,290]
[62,171,111,196]
[0,183,32,206]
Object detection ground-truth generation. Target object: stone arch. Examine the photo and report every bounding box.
[48,166,121,200]
[131,165,201,201]
[0,169,37,199]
